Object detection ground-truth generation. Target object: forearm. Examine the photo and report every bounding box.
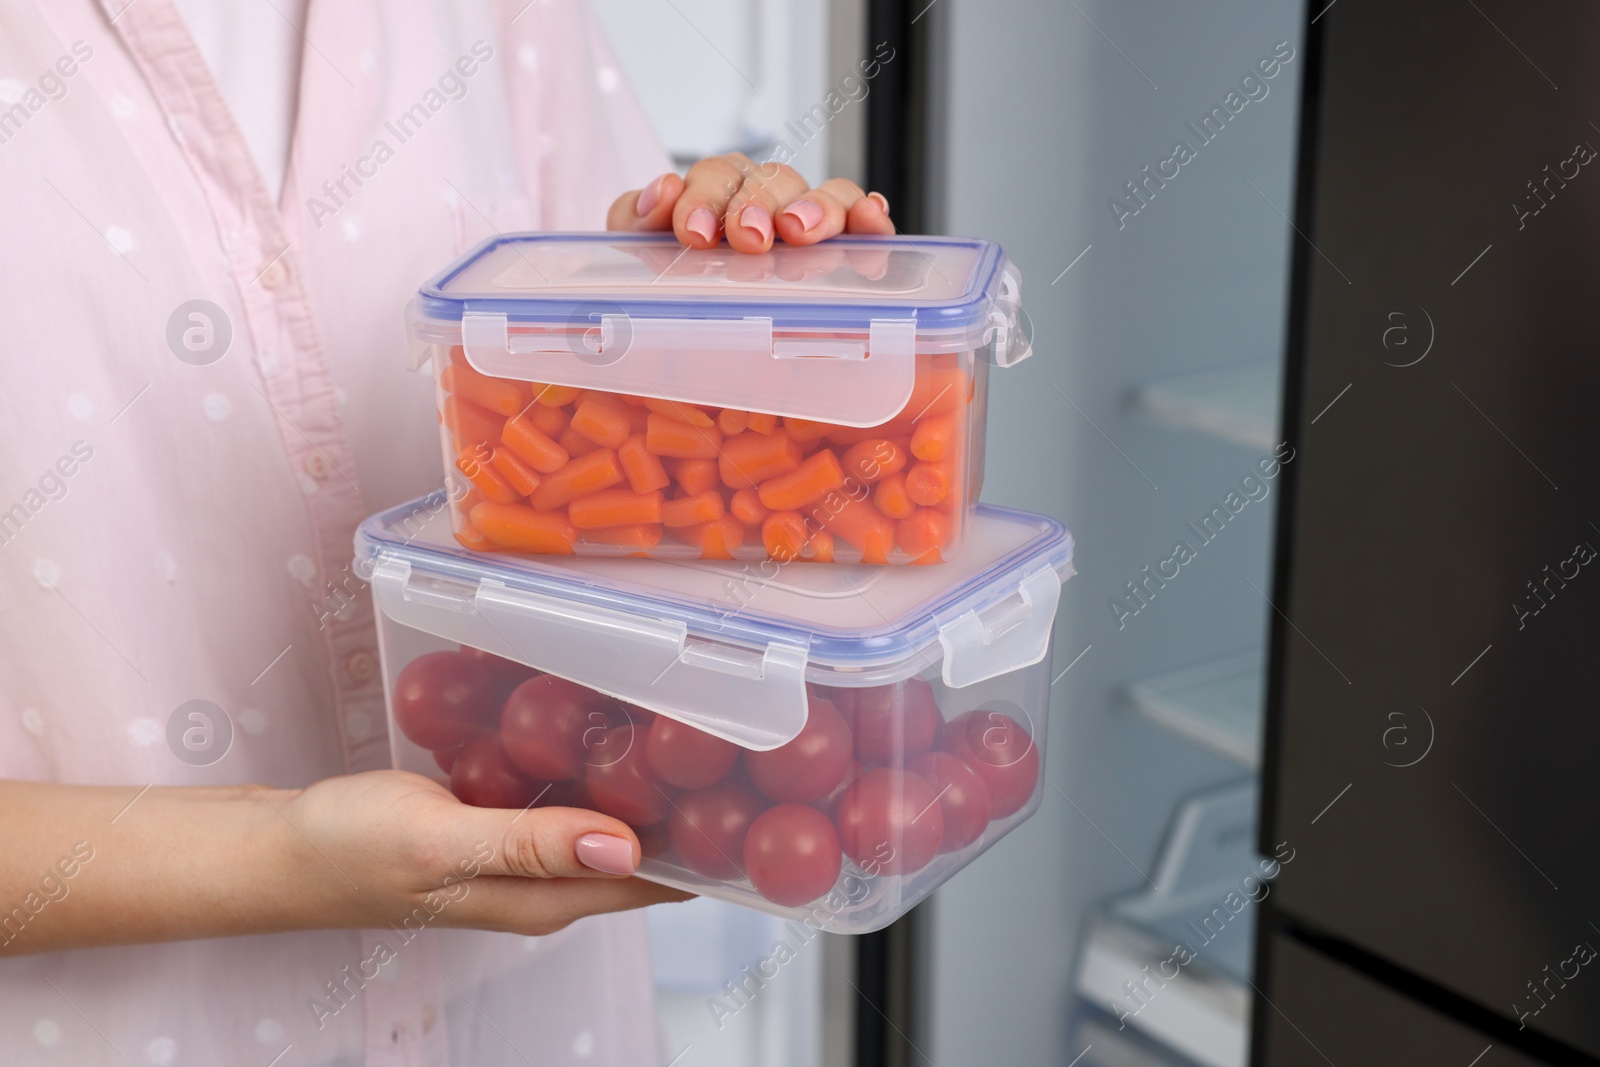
[0,780,333,956]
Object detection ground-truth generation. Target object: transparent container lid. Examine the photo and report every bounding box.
[409,234,1028,425]
[416,233,1010,333]
[356,495,1073,750]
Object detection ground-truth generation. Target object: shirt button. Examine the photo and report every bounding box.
[346,651,377,683]
[258,258,289,290]
[304,452,330,480]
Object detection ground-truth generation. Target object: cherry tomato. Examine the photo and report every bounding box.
[459,643,541,698]
[450,734,548,809]
[813,758,863,820]
[743,697,852,803]
[433,744,464,774]
[668,779,768,879]
[393,651,502,749]
[637,822,672,860]
[530,778,591,810]
[851,678,941,767]
[585,725,673,825]
[910,751,992,852]
[834,768,944,876]
[500,675,617,781]
[744,804,843,907]
[940,709,1040,818]
[646,716,740,790]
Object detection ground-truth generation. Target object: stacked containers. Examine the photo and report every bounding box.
[377,232,1068,932]
[358,496,1073,933]
[409,234,1030,564]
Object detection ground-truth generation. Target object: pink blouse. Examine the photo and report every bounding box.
[0,1,671,1064]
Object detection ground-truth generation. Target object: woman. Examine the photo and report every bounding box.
[0,2,892,1064]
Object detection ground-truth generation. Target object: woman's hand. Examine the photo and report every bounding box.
[607,153,895,251]
[285,769,689,937]
[0,773,688,956]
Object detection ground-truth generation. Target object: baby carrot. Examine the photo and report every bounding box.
[532,383,584,408]
[758,449,846,511]
[700,516,745,559]
[840,438,907,484]
[529,449,623,511]
[719,429,803,489]
[783,416,830,444]
[440,363,528,416]
[661,490,725,528]
[569,488,664,529]
[618,434,671,493]
[904,365,969,419]
[897,507,953,559]
[826,419,912,446]
[470,501,578,554]
[904,460,953,506]
[762,511,809,562]
[559,425,602,458]
[501,411,569,473]
[820,495,894,564]
[745,411,778,435]
[729,487,770,525]
[645,413,723,459]
[452,519,500,553]
[570,395,633,448]
[585,523,664,549]
[443,396,505,452]
[804,530,835,563]
[873,472,916,519]
[490,447,542,496]
[644,398,715,427]
[456,444,519,504]
[530,402,569,439]
[669,457,720,496]
[910,412,959,462]
[717,408,748,436]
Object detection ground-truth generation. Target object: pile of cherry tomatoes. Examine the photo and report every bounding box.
[393,645,1040,908]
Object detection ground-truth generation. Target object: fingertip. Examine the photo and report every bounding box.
[844,197,896,236]
[677,205,721,248]
[575,831,640,877]
[727,204,774,253]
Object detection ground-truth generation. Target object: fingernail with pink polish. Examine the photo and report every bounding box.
[576,833,636,876]
[687,207,719,243]
[868,192,890,216]
[635,174,667,216]
[782,199,824,232]
[741,204,773,244]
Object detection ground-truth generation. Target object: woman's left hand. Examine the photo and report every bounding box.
[607,154,895,252]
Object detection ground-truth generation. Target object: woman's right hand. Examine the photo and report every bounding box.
[284,769,691,937]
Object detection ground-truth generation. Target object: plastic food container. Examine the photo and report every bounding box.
[408,233,1030,564]
[357,493,1073,933]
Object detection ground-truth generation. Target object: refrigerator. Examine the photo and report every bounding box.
[1253,1,1600,1064]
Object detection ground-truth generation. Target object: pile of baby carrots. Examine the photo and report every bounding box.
[439,346,975,563]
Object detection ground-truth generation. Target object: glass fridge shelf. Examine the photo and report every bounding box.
[1131,362,1282,451]
[1124,653,1265,769]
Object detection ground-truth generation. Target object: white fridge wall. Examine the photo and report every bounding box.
[927,1,1304,1065]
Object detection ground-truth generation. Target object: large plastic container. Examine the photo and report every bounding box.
[409,233,1030,564]
[356,493,1073,933]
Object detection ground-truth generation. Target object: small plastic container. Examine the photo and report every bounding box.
[408,233,1030,564]
[357,493,1073,933]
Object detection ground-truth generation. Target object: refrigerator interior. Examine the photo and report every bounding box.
[927,1,1306,1066]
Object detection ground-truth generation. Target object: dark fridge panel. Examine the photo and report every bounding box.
[1261,0,1600,1060]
